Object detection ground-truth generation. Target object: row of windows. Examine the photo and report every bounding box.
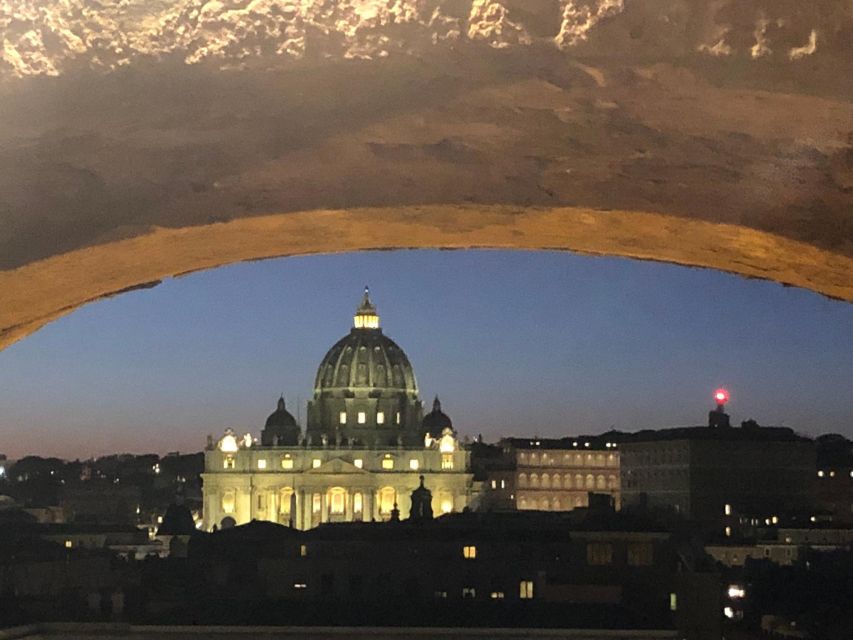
[518,452,618,467]
[339,411,401,425]
[458,543,651,567]
[519,494,586,510]
[225,453,454,471]
[224,486,458,517]
[518,472,617,490]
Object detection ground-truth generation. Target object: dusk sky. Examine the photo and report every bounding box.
[1,249,851,460]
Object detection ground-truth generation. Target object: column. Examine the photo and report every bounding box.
[320,491,328,523]
[344,491,353,522]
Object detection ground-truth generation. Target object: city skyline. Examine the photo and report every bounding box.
[1,249,851,460]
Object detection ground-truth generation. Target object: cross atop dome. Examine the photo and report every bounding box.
[353,286,380,329]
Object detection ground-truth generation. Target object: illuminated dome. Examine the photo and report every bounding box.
[313,287,418,396]
[307,288,423,446]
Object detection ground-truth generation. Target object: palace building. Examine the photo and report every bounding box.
[202,289,477,530]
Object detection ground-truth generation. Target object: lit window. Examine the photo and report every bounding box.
[382,456,394,470]
[358,411,366,424]
[396,412,401,424]
[377,411,385,424]
[818,470,825,477]
[221,492,235,514]
[354,458,363,469]
[829,470,836,477]
[587,542,613,565]
[300,544,308,557]
[724,503,732,516]
[65,540,73,549]
[339,412,347,425]
[500,479,506,489]
[257,459,267,470]
[490,591,505,599]
[330,488,345,515]
[669,593,677,611]
[378,487,396,515]
[627,542,653,566]
[409,459,419,470]
[463,545,477,559]
[434,591,448,599]
[294,583,307,589]
[354,493,363,514]
[440,499,453,514]
[312,458,322,469]
[491,480,497,489]
[441,454,454,470]
[312,494,321,513]
[519,580,534,599]
[462,587,476,599]
[223,456,235,470]
[725,526,732,537]
[281,456,293,469]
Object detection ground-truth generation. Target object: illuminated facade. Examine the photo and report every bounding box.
[203,289,476,530]
[481,437,621,511]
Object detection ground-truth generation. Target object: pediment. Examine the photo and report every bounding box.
[306,457,369,475]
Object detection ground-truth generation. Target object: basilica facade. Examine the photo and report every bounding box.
[202,289,477,530]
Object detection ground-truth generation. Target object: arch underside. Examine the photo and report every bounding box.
[1,39,852,350]
[1,204,851,353]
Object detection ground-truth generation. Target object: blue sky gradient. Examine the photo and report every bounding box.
[1,250,851,459]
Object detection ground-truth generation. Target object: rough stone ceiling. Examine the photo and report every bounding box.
[0,0,851,350]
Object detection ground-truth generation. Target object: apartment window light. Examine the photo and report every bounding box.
[339,411,347,424]
[312,458,322,469]
[519,580,534,599]
[409,459,419,470]
[354,458,363,469]
[357,411,366,424]
[377,411,385,424]
[463,545,477,559]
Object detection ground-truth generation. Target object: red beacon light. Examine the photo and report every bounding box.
[714,389,729,405]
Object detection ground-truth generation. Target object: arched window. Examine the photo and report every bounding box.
[552,475,561,489]
[530,453,539,465]
[596,454,605,466]
[563,454,571,465]
[519,452,528,464]
[541,473,550,489]
[552,497,561,510]
[596,475,606,490]
[530,473,540,488]
[539,497,549,510]
[585,474,595,489]
[518,473,528,488]
[575,474,583,489]
[329,487,346,515]
[575,496,583,507]
[221,490,236,514]
[564,473,572,488]
[519,496,528,509]
[378,487,396,516]
[575,454,583,465]
[608,475,618,490]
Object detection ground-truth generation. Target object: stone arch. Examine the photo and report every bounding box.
[1,205,851,353]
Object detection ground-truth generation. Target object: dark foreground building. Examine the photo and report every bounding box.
[184,504,720,640]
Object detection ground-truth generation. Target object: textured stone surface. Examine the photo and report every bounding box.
[0,1,851,350]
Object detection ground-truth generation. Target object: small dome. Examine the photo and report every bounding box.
[266,396,297,428]
[422,396,452,432]
[262,396,301,446]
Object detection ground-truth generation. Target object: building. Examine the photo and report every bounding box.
[187,504,720,639]
[480,437,621,512]
[815,434,853,523]
[619,398,815,529]
[202,289,476,530]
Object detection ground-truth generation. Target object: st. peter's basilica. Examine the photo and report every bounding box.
[202,289,477,530]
